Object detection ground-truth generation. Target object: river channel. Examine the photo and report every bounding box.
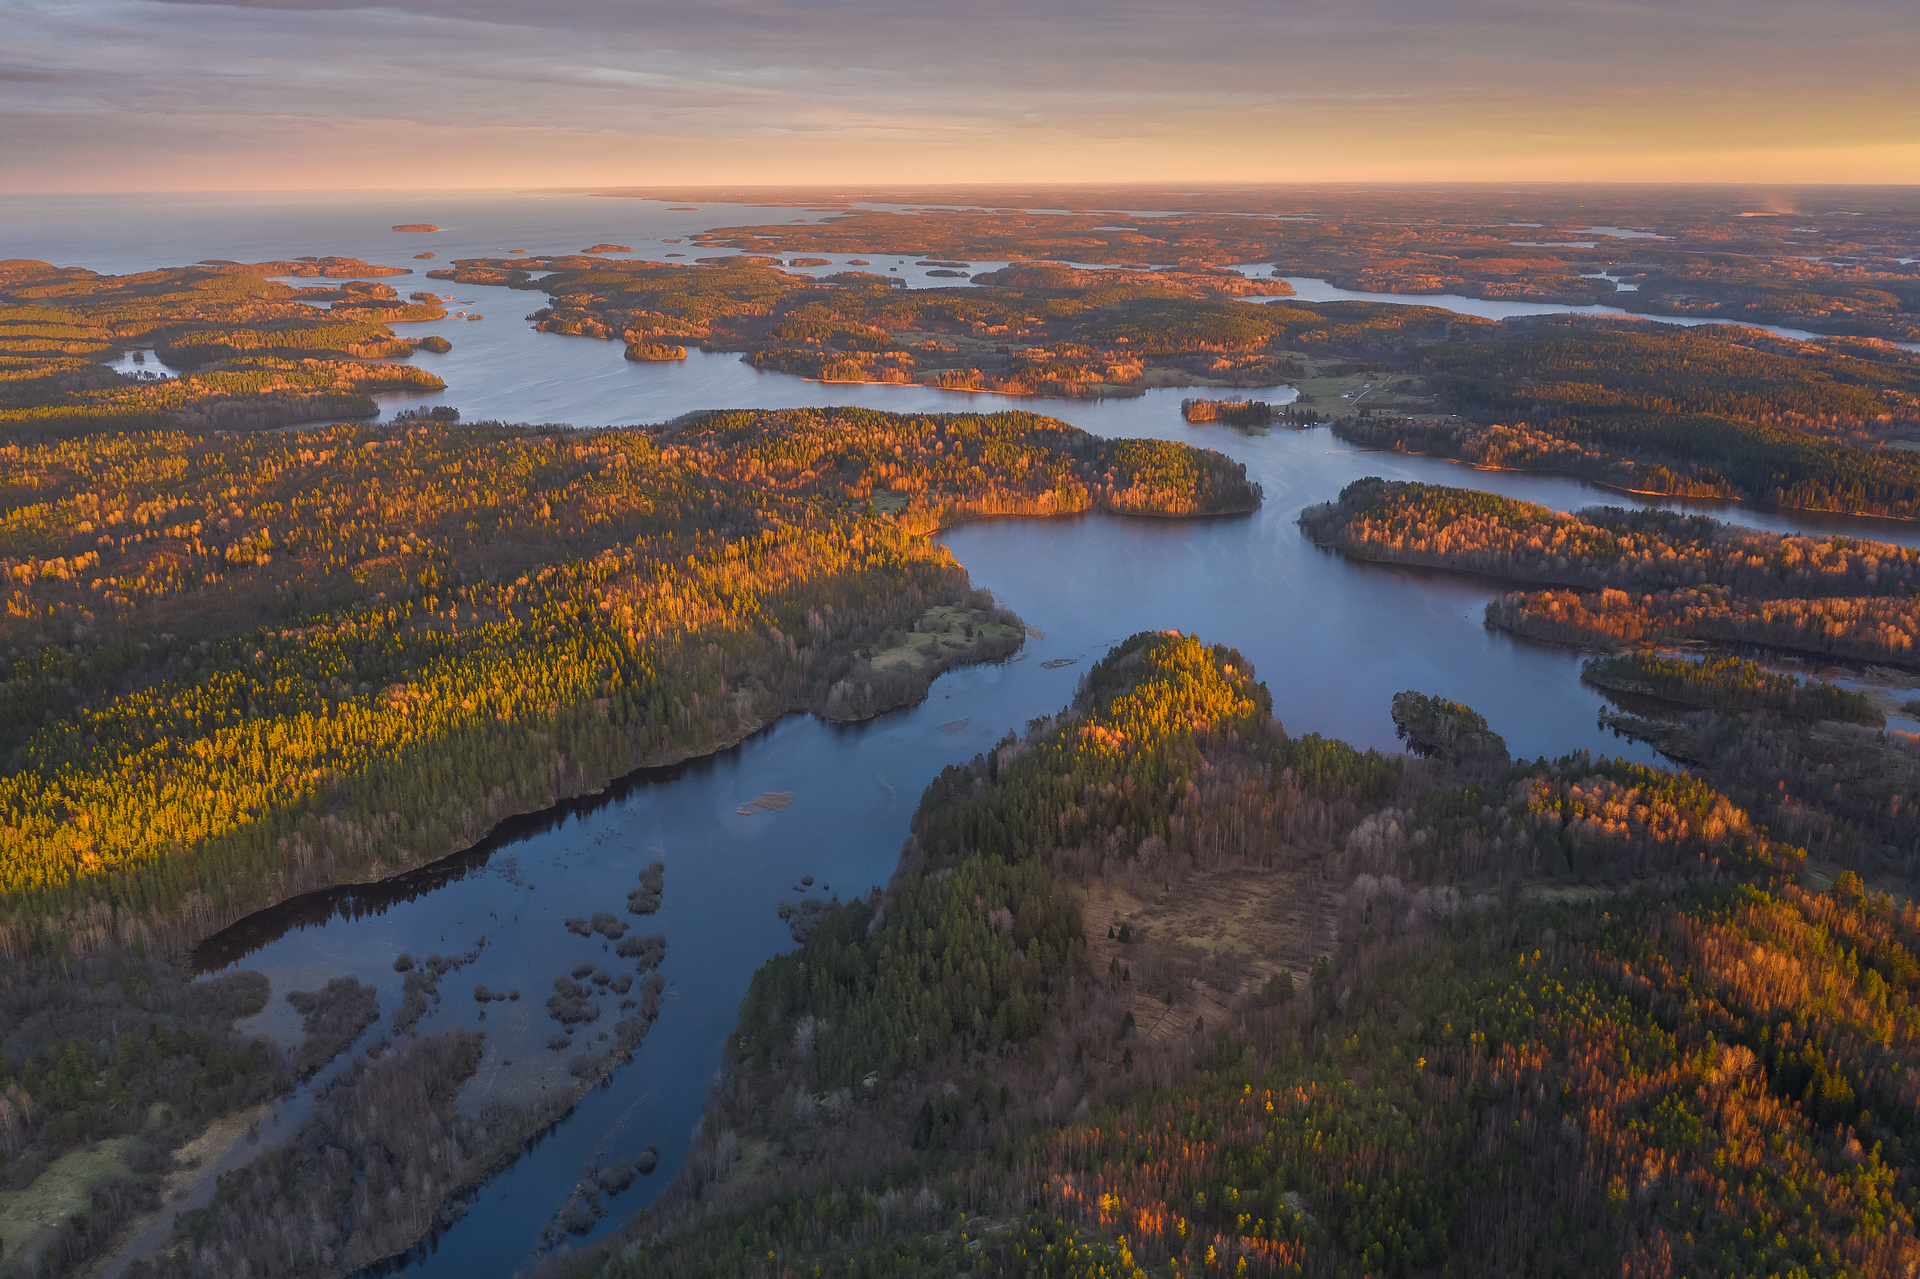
[11,191,1920,1276]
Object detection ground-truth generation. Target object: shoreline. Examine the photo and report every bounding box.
[192,622,1023,971]
[1387,445,1920,527]
[773,368,1293,403]
[144,611,1038,1276]
[1299,523,1920,674]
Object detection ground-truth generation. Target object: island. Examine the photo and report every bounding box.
[392,223,439,232]
[653,192,1919,341]
[1298,477,1920,664]
[1297,475,1920,910]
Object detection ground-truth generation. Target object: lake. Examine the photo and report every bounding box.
[11,191,1918,1277]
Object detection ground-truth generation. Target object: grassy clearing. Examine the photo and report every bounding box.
[0,1137,135,1268]
[1139,366,1254,390]
[1080,852,1328,1058]
[867,604,1019,677]
[1291,354,1438,417]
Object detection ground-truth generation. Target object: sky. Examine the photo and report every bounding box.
[3,0,1917,191]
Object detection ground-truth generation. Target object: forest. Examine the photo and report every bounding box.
[1581,651,1881,726]
[0,258,447,439]
[1490,587,1920,669]
[1566,645,1920,876]
[1332,321,1920,518]
[1297,477,1920,877]
[0,406,1257,959]
[1420,323,1920,446]
[0,947,286,1275]
[448,245,1920,522]
[1301,477,1920,673]
[525,630,1917,1279]
[4,197,1918,1275]
[429,253,1474,402]
[644,190,1920,341]
[1300,477,1920,600]
[0,248,1271,1278]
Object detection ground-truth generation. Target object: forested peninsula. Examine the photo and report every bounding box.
[1301,478,1920,666]
[1300,477,1920,604]
[527,631,1918,1279]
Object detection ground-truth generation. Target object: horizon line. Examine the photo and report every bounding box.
[7,179,1920,199]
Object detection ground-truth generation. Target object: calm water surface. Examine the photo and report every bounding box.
[1234,269,1920,353]
[12,194,1920,1275]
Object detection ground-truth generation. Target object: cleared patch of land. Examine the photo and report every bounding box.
[93,1102,284,1279]
[0,1137,137,1270]
[1290,355,1437,418]
[866,603,1020,679]
[1079,851,1332,1063]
